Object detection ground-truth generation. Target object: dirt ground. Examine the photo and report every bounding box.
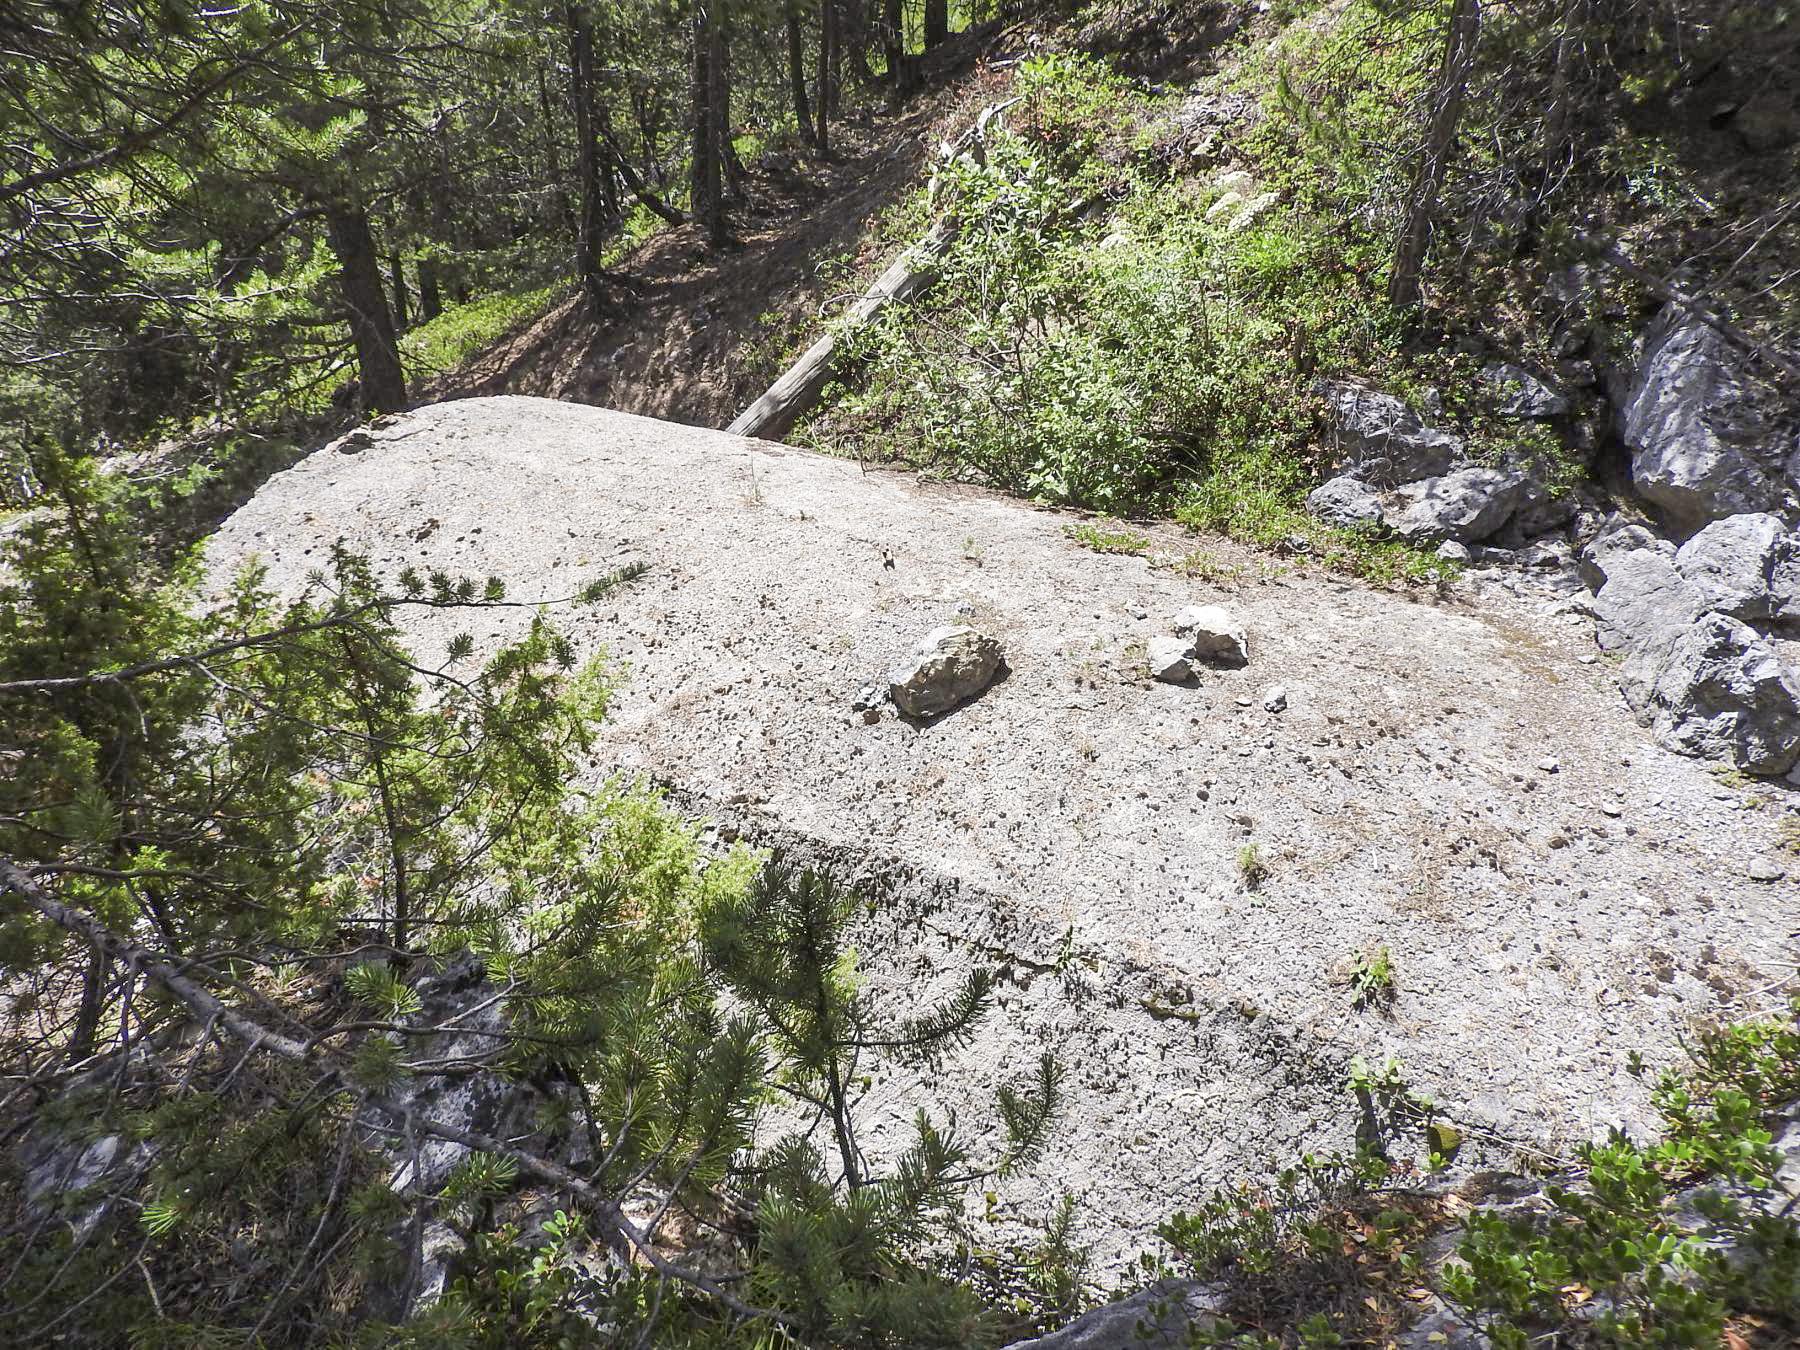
[431,33,1015,431]
[206,396,1800,1272]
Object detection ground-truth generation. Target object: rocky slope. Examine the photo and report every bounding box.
[205,396,1799,1271]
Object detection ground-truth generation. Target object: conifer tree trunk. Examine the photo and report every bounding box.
[816,0,835,153]
[882,0,905,93]
[568,1,608,303]
[710,0,737,217]
[389,254,409,332]
[1388,0,1480,309]
[923,0,947,50]
[843,0,872,88]
[419,261,442,322]
[787,3,812,145]
[690,6,722,239]
[538,64,575,234]
[326,206,407,413]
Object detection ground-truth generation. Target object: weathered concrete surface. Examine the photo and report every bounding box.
[207,397,1798,1272]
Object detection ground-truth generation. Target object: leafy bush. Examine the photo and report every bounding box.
[1156,1003,1800,1347]
[804,49,1445,583]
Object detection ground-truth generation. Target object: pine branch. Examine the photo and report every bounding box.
[0,564,646,696]
[0,856,792,1332]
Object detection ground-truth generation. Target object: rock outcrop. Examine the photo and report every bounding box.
[1384,467,1532,545]
[1308,381,1568,550]
[1674,512,1800,629]
[1002,1280,1224,1348]
[1314,379,1461,485]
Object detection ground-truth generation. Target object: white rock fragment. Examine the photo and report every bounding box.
[1148,636,1195,684]
[1172,605,1248,666]
[1262,685,1288,712]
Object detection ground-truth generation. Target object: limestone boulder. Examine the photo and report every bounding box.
[1384,467,1530,544]
[1305,474,1384,529]
[1481,363,1569,418]
[1616,612,1800,776]
[1674,511,1800,630]
[1620,311,1793,529]
[1002,1279,1224,1349]
[1589,545,1706,653]
[1315,380,1461,485]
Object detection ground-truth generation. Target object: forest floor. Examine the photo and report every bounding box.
[431,31,1014,430]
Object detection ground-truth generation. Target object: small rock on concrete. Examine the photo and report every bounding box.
[1262,684,1288,712]
[887,625,1005,717]
[1747,857,1788,882]
[1172,605,1249,666]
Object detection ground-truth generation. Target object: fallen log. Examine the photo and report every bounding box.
[726,98,1017,442]
[726,221,956,440]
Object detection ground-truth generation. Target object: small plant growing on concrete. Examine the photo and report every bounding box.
[1065,518,1149,555]
[1237,843,1268,890]
[1348,945,1396,1009]
[1776,816,1800,855]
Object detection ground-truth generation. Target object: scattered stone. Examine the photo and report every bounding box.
[1538,757,1560,773]
[1262,684,1288,712]
[1314,380,1462,484]
[1747,857,1787,882]
[1481,362,1570,418]
[1619,310,1790,530]
[1435,540,1472,564]
[335,429,373,455]
[1148,635,1195,683]
[1172,605,1249,666]
[1385,467,1531,544]
[1306,474,1385,528]
[1515,537,1575,571]
[886,625,1005,717]
[1001,1279,1225,1349]
[1601,802,1624,817]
